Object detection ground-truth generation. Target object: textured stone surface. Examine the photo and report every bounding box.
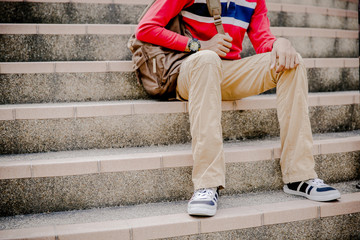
[268,0,355,10]
[1,34,358,62]
[1,2,356,26]
[241,36,359,58]
[0,170,165,216]
[0,151,358,216]
[1,104,358,154]
[268,11,357,30]
[307,68,359,93]
[1,68,357,104]
[317,151,360,183]
[0,180,358,230]
[309,105,356,133]
[0,72,148,104]
[223,159,283,194]
[0,34,132,62]
[0,2,146,24]
[161,213,360,240]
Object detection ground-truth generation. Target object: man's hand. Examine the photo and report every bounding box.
[270,38,299,73]
[199,33,233,57]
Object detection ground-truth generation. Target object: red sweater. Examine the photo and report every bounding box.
[136,0,276,60]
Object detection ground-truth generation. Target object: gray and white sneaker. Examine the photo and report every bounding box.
[284,178,341,202]
[188,188,219,216]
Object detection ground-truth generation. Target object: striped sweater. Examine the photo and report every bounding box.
[136,0,277,60]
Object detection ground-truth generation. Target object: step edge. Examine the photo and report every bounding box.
[0,0,358,11]
[1,136,359,180]
[0,58,358,74]
[0,192,358,240]
[0,24,358,38]
[0,91,358,120]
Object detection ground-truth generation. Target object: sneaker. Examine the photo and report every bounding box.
[283,178,341,202]
[187,188,219,216]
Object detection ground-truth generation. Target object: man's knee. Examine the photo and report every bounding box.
[187,50,222,68]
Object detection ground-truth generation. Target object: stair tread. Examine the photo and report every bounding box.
[0,58,358,74]
[0,181,359,238]
[0,24,357,37]
[0,91,358,121]
[1,130,359,179]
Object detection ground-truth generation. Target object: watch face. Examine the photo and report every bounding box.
[189,40,199,51]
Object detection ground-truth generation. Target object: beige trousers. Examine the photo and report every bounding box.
[176,50,318,190]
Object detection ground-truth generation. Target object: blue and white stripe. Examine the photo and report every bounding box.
[181,0,257,29]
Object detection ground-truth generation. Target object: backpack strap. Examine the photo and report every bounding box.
[206,0,225,34]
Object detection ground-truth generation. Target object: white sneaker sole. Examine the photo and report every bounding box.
[188,204,217,217]
[283,185,341,202]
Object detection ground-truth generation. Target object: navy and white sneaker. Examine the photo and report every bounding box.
[284,178,341,202]
[187,188,219,216]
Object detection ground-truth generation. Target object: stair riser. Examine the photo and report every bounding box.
[162,213,360,240]
[241,36,358,59]
[0,105,358,154]
[270,0,357,10]
[0,72,150,104]
[0,67,357,104]
[0,34,132,62]
[0,151,358,216]
[1,34,358,62]
[0,2,357,30]
[268,11,357,30]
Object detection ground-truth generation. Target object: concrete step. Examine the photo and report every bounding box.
[0,1,357,30]
[1,25,358,62]
[0,0,357,10]
[0,129,359,216]
[0,182,359,239]
[0,91,359,154]
[269,0,358,11]
[0,58,358,104]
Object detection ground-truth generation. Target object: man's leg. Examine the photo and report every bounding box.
[221,52,340,201]
[177,50,224,216]
[219,52,317,181]
[177,50,225,191]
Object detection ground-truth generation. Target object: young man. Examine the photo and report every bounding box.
[135,0,341,217]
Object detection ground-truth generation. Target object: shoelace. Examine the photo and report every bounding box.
[309,178,325,186]
[193,188,215,199]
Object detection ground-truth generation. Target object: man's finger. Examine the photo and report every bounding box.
[289,54,295,69]
[276,53,285,72]
[219,45,230,53]
[270,49,277,69]
[223,40,232,48]
[285,52,291,70]
[294,54,300,67]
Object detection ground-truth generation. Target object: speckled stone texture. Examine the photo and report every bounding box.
[307,68,359,93]
[316,151,360,182]
[160,213,360,240]
[309,105,356,133]
[0,2,146,24]
[1,34,358,62]
[1,2,356,28]
[268,11,357,30]
[0,34,132,62]
[267,0,356,10]
[0,72,149,104]
[1,104,359,154]
[0,151,358,216]
[241,36,359,59]
[1,68,357,104]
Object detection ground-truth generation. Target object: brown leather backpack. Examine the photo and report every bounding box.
[127,0,225,100]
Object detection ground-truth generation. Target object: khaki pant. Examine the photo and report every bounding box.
[176,50,318,190]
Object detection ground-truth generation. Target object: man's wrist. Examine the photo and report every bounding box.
[185,39,191,52]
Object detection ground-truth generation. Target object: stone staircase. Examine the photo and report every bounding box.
[0,0,359,239]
